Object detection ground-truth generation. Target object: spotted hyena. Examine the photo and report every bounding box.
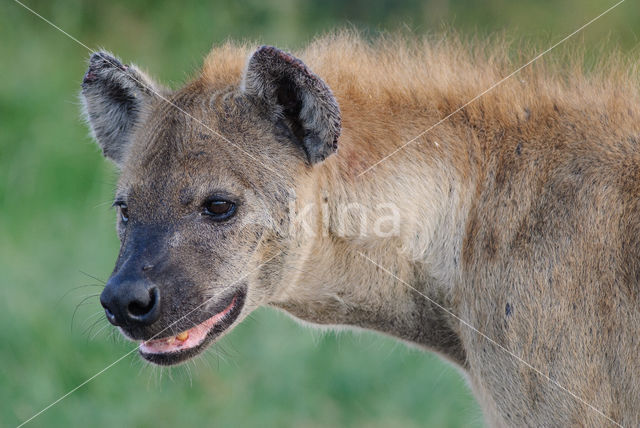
[81,34,639,426]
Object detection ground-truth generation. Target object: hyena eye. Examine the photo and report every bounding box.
[202,199,236,221]
[115,202,129,223]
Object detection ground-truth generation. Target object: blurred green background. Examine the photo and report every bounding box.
[1,1,638,427]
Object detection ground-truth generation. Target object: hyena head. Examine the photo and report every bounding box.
[81,47,340,365]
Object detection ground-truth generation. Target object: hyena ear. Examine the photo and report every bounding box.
[81,51,162,166]
[242,46,341,164]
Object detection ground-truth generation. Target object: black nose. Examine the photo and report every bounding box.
[100,278,161,327]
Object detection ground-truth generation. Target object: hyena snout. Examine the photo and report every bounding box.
[100,273,161,329]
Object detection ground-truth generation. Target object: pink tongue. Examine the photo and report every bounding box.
[139,296,237,354]
[140,321,211,354]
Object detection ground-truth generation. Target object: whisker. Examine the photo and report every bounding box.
[82,317,107,338]
[78,310,104,329]
[55,283,104,307]
[182,362,193,387]
[195,351,215,372]
[71,294,101,332]
[88,322,112,341]
[81,310,105,324]
[106,327,120,344]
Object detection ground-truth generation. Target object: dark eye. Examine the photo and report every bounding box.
[116,203,129,223]
[202,199,236,221]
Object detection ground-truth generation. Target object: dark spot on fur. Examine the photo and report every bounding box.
[515,143,522,156]
[505,302,512,316]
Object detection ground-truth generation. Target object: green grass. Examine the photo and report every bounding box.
[2,1,638,426]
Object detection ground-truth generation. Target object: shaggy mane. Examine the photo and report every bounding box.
[202,31,639,125]
[199,31,640,177]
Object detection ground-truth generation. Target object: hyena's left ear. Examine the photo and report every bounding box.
[242,46,341,164]
[81,51,163,166]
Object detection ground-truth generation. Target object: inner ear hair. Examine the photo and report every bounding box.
[80,51,162,166]
[276,77,306,143]
[243,45,341,165]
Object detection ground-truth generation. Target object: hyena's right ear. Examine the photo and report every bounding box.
[81,52,162,166]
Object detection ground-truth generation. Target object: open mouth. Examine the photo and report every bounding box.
[139,288,246,365]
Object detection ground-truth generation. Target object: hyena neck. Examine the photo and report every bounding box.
[270,143,474,366]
